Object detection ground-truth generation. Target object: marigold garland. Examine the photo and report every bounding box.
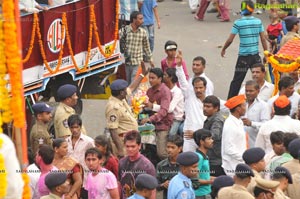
[61,13,89,72]
[91,0,119,58]
[22,173,31,199]
[22,13,37,63]
[2,0,24,128]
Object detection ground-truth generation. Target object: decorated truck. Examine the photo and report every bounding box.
[21,0,121,98]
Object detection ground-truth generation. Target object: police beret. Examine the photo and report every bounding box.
[255,178,279,194]
[212,175,234,190]
[242,147,265,165]
[225,94,246,109]
[235,163,254,177]
[110,79,128,91]
[57,84,77,100]
[284,16,300,30]
[45,172,67,190]
[176,152,199,166]
[135,174,158,190]
[273,166,293,184]
[32,102,53,114]
[288,138,300,159]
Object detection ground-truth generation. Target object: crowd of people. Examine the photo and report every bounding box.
[3,0,300,199]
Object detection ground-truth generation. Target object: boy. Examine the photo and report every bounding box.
[193,129,215,198]
[85,147,119,199]
[156,135,183,199]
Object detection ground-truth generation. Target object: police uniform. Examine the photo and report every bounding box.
[218,164,255,199]
[30,103,53,155]
[128,174,158,199]
[40,172,68,199]
[168,152,199,199]
[287,172,300,199]
[54,84,86,138]
[211,176,234,199]
[242,147,265,195]
[282,138,300,175]
[105,79,138,156]
[255,177,279,197]
[273,167,292,199]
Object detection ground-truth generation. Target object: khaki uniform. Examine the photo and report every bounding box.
[287,172,300,199]
[218,184,255,199]
[30,120,52,155]
[105,96,138,156]
[54,102,86,138]
[247,170,263,196]
[274,189,290,199]
[282,159,300,175]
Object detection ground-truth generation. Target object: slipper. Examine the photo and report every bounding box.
[194,16,203,21]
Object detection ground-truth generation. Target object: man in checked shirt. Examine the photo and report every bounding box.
[120,11,154,84]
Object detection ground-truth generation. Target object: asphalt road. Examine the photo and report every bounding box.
[81,1,271,198]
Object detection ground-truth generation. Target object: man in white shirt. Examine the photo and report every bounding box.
[188,56,214,96]
[65,114,94,198]
[255,95,300,154]
[176,50,207,152]
[0,133,24,199]
[242,80,270,148]
[239,63,274,102]
[153,67,184,135]
[267,76,300,117]
[222,94,247,177]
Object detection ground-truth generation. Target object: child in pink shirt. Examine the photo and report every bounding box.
[161,40,189,80]
[85,148,119,199]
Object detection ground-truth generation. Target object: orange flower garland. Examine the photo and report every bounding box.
[2,0,24,128]
[22,173,31,199]
[92,0,119,58]
[22,13,37,63]
[36,14,65,74]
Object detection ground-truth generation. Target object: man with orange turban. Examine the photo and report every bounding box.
[221,94,248,177]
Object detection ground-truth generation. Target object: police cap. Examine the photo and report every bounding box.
[212,175,234,190]
[135,174,158,190]
[110,79,128,91]
[288,138,300,159]
[57,84,77,100]
[45,172,68,190]
[242,147,265,165]
[235,163,254,177]
[32,102,53,114]
[273,166,293,184]
[176,151,199,166]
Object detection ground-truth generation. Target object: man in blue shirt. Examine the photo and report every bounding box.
[168,152,199,199]
[140,0,161,52]
[221,0,267,99]
[193,129,214,199]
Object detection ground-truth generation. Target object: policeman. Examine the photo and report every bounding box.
[41,172,70,199]
[30,102,53,155]
[282,138,300,175]
[242,147,266,195]
[54,84,86,138]
[128,174,158,199]
[211,175,234,199]
[218,163,255,199]
[168,151,199,199]
[254,178,279,199]
[272,166,293,199]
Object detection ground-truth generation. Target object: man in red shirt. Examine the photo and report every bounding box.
[141,68,173,161]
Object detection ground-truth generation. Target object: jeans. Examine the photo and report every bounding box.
[169,120,183,136]
[142,24,155,52]
[227,54,261,99]
[125,64,139,84]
